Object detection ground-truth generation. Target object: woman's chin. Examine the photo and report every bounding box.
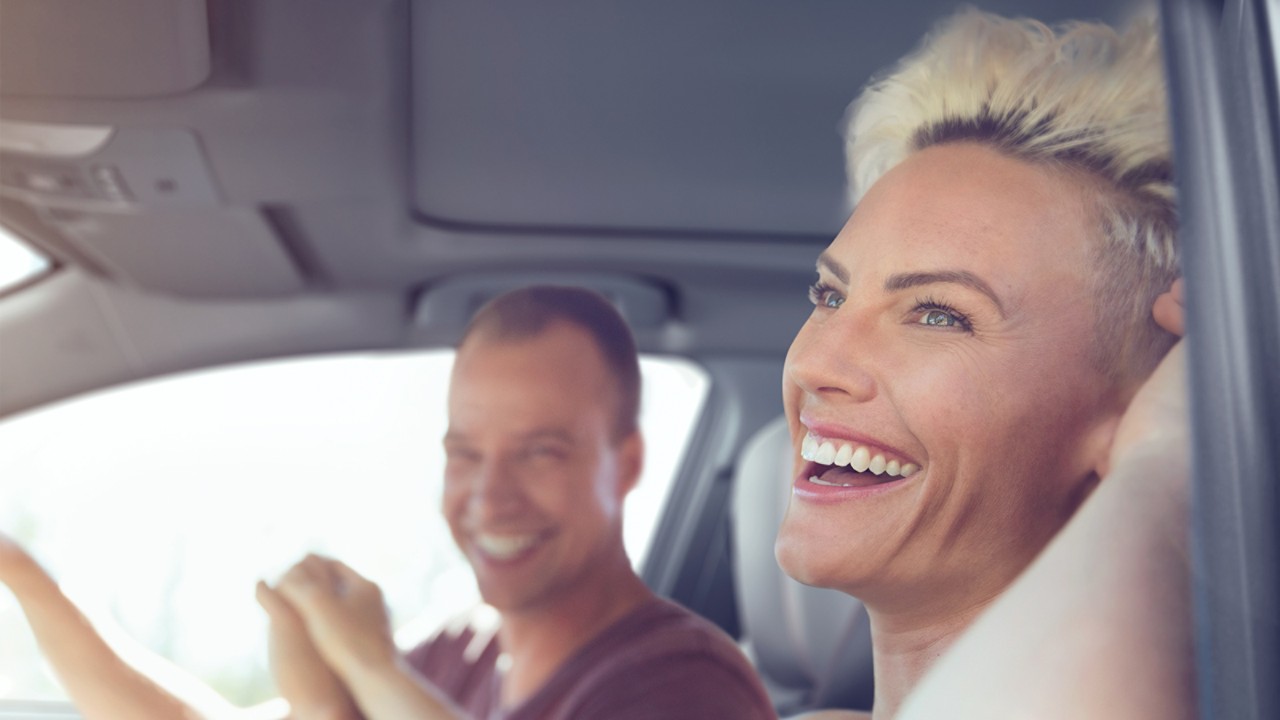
[775,525,867,593]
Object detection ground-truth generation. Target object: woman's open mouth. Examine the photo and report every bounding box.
[796,431,920,491]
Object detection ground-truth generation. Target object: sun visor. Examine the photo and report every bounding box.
[0,0,210,97]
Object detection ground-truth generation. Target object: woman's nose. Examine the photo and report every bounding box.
[784,312,878,403]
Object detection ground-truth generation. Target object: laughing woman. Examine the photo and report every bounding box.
[777,9,1192,719]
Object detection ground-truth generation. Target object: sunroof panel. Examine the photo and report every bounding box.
[409,0,1127,240]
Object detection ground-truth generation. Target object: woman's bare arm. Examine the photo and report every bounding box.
[0,533,216,720]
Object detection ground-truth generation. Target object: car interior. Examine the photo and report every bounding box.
[1,1,1277,719]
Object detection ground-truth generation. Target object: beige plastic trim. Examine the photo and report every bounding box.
[0,0,210,97]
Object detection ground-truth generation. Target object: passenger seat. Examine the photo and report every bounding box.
[731,416,875,716]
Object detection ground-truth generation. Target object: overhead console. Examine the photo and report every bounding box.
[0,120,306,298]
[0,123,219,210]
[0,0,308,299]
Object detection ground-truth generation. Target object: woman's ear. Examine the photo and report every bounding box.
[1153,279,1186,336]
[1097,279,1187,480]
[1087,412,1124,481]
[1090,278,1187,479]
[1082,383,1140,482]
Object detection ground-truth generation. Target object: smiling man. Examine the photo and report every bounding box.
[260,286,775,720]
[0,286,773,720]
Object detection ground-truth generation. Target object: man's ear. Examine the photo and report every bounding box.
[617,431,644,499]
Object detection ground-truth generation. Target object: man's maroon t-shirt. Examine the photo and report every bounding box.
[405,597,776,720]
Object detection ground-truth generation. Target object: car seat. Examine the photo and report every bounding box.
[731,415,875,716]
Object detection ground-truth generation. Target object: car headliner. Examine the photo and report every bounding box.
[0,0,1124,419]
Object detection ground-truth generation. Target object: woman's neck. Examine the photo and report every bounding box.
[866,596,998,719]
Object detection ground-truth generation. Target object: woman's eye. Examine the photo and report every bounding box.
[912,299,973,332]
[808,283,845,309]
[920,309,959,327]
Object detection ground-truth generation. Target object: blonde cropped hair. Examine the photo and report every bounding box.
[845,8,1179,383]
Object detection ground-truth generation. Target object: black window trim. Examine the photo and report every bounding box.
[1161,1,1280,718]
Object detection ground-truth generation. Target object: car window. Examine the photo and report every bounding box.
[0,351,707,707]
[0,224,50,293]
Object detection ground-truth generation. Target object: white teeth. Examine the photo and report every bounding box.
[474,533,539,560]
[850,446,871,472]
[800,431,920,479]
[815,441,836,465]
[801,434,819,461]
[833,443,853,467]
[869,454,887,475]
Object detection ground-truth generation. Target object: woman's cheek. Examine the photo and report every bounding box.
[893,342,990,403]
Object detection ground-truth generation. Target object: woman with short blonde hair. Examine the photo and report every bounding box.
[778,9,1190,719]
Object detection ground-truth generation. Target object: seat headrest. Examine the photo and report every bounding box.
[731,415,874,715]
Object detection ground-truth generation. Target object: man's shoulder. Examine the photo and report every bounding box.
[619,596,736,639]
[598,596,748,662]
[545,596,774,718]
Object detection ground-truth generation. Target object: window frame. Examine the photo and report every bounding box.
[1161,1,1280,718]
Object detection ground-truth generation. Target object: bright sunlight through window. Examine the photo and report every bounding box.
[0,224,50,292]
[0,351,708,712]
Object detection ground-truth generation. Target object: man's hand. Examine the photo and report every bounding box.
[256,578,361,720]
[272,556,468,720]
[274,555,400,683]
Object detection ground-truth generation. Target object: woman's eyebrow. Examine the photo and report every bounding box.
[816,252,850,284]
[884,270,1008,318]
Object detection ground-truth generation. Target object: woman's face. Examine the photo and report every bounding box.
[776,142,1125,610]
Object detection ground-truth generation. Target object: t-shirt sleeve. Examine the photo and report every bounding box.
[565,651,777,720]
